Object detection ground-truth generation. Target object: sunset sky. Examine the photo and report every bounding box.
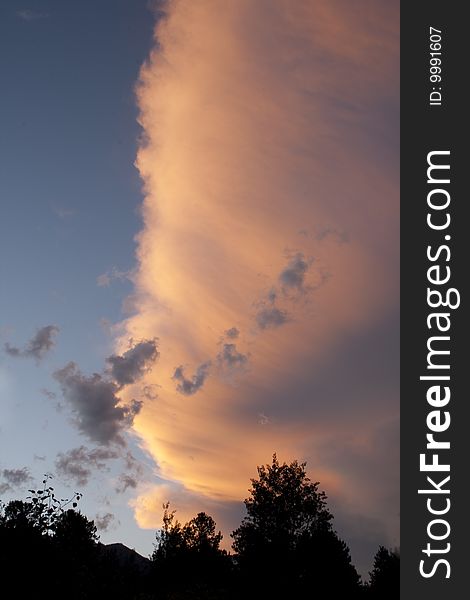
[0,0,399,576]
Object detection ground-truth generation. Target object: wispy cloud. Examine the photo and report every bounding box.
[97,266,132,287]
[95,512,116,532]
[278,252,310,292]
[5,325,59,361]
[55,446,119,487]
[17,9,48,22]
[0,467,33,494]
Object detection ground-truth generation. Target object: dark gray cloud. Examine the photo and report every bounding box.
[257,413,270,426]
[255,306,289,330]
[172,361,211,396]
[224,327,239,339]
[95,512,116,532]
[0,467,33,494]
[55,446,119,487]
[4,325,59,360]
[278,252,309,291]
[217,343,249,371]
[106,339,159,387]
[53,362,143,446]
[116,474,138,494]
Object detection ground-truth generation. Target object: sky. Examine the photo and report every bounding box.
[0,0,399,577]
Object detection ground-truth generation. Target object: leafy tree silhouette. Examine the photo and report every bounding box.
[231,453,361,597]
[368,546,400,598]
[0,475,93,599]
[151,503,233,599]
[0,460,396,599]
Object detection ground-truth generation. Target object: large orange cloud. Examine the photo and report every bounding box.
[118,0,399,568]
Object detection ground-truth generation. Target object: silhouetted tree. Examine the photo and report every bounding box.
[0,477,90,599]
[231,454,361,597]
[0,460,395,600]
[368,546,400,598]
[151,503,233,599]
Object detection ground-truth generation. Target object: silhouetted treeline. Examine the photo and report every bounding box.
[0,456,399,599]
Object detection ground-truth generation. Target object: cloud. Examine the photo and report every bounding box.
[40,388,57,400]
[3,344,20,357]
[253,253,316,329]
[142,384,159,401]
[258,413,270,426]
[278,252,310,291]
[55,446,119,487]
[116,451,145,493]
[53,340,158,445]
[4,325,59,360]
[172,361,211,396]
[106,339,159,387]
[255,305,289,330]
[53,362,142,446]
[17,9,48,21]
[0,467,33,494]
[315,226,349,244]
[95,512,116,532]
[224,327,239,340]
[97,267,131,288]
[216,343,249,373]
[115,0,399,574]
[116,474,138,494]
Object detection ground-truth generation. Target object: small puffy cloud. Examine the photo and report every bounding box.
[254,253,321,329]
[256,306,289,330]
[258,413,270,426]
[55,446,119,487]
[279,252,310,291]
[4,325,59,361]
[40,388,57,400]
[53,362,143,446]
[95,512,116,532]
[116,451,145,494]
[172,361,211,396]
[217,343,249,374]
[142,384,159,401]
[106,339,159,387]
[3,344,20,357]
[0,467,33,494]
[224,327,239,339]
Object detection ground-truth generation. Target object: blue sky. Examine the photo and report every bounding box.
[0,0,158,553]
